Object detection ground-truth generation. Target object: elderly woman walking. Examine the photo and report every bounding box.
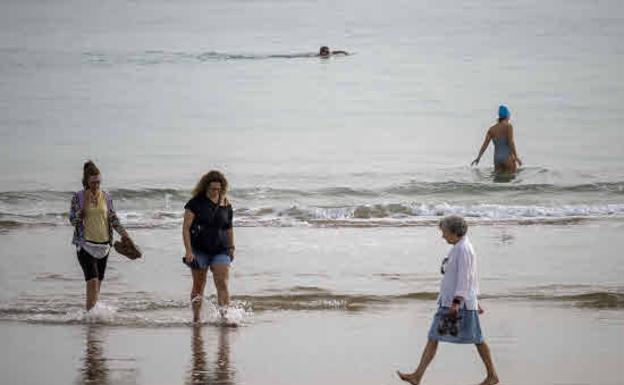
[397,215,499,385]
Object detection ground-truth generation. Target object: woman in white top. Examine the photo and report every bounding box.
[398,215,499,385]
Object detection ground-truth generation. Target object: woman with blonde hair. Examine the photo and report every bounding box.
[69,160,132,311]
[182,170,236,322]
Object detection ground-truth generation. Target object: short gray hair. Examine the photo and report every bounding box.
[439,215,468,237]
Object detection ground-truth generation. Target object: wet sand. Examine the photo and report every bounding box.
[1,222,623,384]
[2,300,623,385]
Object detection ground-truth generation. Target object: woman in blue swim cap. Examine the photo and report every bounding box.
[471,105,522,173]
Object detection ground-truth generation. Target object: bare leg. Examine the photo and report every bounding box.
[397,339,438,385]
[504,156,517,173]
[476,342,499,385]
[85,278,99,311]
[191,269,208,322]
[210,264,230,307]
[495,156,517,173]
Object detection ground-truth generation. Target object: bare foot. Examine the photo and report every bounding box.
[396,371,422,385]
[478,375,500,385]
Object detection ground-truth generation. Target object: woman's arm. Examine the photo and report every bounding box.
[507,124,522,166]
[183,209,195,262]
[225,228,235,260]
[225,205,235,260]
[450,251,471,316]
[471,130,492,166]
[69,193,82,226]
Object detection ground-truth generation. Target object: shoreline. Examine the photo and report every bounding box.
[1,301,623,385]
[1,221,623,384]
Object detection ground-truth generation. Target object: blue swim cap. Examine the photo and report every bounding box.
[498,105,510,119]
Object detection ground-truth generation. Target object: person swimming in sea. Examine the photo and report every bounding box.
[318,46,349,58]
[471,105,522,173]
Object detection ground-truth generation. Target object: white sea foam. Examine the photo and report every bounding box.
[200,299,254,327]
[64,301,118,324]
[302,202,624,222]
[1,185,624,229]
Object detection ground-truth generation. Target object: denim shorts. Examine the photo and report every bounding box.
[183,248,231,270]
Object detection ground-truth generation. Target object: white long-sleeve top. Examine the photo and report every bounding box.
[438,236,480,310]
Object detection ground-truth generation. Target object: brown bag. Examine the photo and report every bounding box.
[113,237,142,260]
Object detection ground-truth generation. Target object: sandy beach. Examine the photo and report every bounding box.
[2,300,623,385]
[1,223,624,384]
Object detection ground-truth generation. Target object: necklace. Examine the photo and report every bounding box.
[88,190,99,206]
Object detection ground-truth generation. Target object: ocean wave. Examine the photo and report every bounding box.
[0,219,24,232]
[524,292,624,309]
[83,50,321,66]
[2,286,621,327]
[238,201,624,228]
[2,202,624,229]
[387,181,624,195]
[1,184,624,229]
[503,284,624,309]
[0,299,253,327]
[2,182,624,203]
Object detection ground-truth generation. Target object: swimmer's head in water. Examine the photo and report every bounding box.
[498,105,510,120]
[319,46,330,57]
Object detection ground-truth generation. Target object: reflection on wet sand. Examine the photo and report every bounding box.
[78,326,110,385]
[77,325,137,385]
[187,326,236,385]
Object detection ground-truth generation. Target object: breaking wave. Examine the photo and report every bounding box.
[1,285,622,326]
[1,183,624,229]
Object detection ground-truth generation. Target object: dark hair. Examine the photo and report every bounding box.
[192,170,229,202]
[82,160,101,189]
[439,215,468,237]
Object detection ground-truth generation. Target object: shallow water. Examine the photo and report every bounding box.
[1,0,623,383]
[1,224,623,326]
[1,0,624,191]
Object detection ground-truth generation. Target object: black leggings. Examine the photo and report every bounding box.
[77,248,108,281]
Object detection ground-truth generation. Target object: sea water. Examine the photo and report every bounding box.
[0,1,623,383]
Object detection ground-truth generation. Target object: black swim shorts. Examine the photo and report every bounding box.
[77,248,108,281]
